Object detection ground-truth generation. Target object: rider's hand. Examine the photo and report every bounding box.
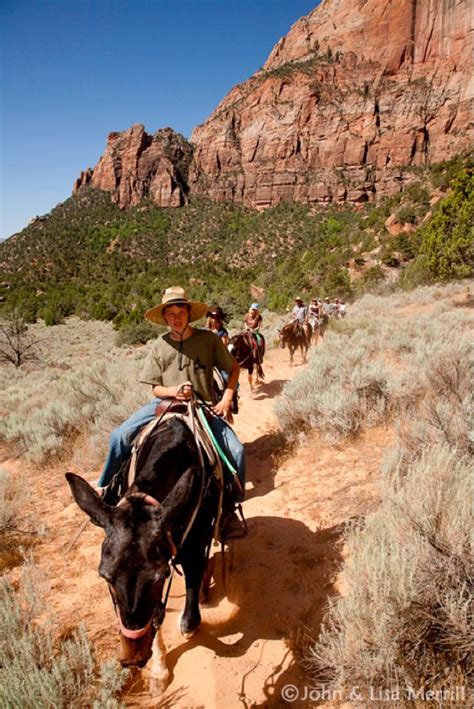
[175,381,193,400]
[212,397,232,419]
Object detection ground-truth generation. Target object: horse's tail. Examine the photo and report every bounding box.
[257,363,265,380]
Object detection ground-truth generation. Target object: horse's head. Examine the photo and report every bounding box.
[277,328,286,349]
[66,468,196,666]
[228,332,251,362]
[278,323,295,349]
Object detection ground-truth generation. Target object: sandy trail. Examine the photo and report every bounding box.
[6,346,390,708]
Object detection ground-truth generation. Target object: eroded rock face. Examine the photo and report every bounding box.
[74,0,472,209]
[73,125,193,208]
[189,0,473,206]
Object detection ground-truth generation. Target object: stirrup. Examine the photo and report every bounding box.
[220,504,247,540]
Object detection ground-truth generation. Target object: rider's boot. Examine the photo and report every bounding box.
[220,505,247,540]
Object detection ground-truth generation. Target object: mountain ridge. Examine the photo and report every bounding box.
[74,0,473,210]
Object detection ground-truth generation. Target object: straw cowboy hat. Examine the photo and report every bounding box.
[144,286,208,325]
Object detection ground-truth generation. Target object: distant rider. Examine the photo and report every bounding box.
[243,303,264,362]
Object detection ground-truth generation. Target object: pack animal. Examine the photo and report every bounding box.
[66,415,220,696]
[228,331,265,393]
[278,321,312,365]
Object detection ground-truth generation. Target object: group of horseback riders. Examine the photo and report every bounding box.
[67,285,345,667]
[93,288,347,539]
[290,294,346,346]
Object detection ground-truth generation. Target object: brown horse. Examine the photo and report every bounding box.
[228,331,265,393]
[278,321,312,365]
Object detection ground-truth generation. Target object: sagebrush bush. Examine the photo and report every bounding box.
[276,282,473,442]
[0,358,148,463]
[114,320,160,346]
[0,467,25,533]
[0,565,127,707]
[305,281,473,703]
[311,446,473,704]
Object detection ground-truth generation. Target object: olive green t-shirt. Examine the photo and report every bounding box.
[139,328,235,402]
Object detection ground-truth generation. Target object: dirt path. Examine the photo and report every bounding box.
[122,348,389,708]
[6,346,390,708]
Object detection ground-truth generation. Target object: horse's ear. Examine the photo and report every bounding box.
[160,466,199,528]
[65,472,115,529]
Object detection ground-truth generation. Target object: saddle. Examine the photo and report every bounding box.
[125,400,238,540]
[245,331,263,362]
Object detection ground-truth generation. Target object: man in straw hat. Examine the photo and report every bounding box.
[291,296,308,324]
[97,287,245,530]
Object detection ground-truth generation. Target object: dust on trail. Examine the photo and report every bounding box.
[5,346,390,708]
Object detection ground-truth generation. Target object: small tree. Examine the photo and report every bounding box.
[0,312,41,367]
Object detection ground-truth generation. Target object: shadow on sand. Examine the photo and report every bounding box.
[165,515,344,706]
[249,378,289,401]
[243,429,290,501]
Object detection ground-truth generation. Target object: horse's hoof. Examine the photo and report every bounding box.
[179,613,201,638]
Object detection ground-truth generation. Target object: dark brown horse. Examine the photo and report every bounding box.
[66,415,221,696]
[278,321,312,365]
[228,331,265,393]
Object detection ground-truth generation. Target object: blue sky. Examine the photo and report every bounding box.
[1,0,320,240]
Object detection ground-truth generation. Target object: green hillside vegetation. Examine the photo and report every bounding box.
[0,155,471,332]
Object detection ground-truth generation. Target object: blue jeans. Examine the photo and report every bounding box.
[98,399,246,501]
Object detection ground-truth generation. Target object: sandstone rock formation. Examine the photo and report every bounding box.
[190,0,473,207]
[74,0,473,209]
[73,125,193,209]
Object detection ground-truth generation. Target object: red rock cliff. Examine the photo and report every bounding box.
[73,125,193,208]
[189,0,473,206]
[74,0,473,209]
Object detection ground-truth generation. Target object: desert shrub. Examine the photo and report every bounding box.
[0,471,43,572]
[0,359,147,462]
[276,282,473,443]
[0,467,25,533]
[310,446,473,704]
[307,283,473,702]
[0,565,127,707]
[395,204,418,224]
[115,320,160,346]
[275,328,419,442]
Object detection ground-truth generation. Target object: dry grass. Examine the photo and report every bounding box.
[310,447,473,705]
[0,557,128,707]
[303,283,473,705]
[276,281,473,444]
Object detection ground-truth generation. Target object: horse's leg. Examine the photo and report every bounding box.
[289,345,294,366]
[313,327,319,347]
[149,627,170,696]
[255,351,263,385]
[248,369,254,393]
[201,555,215,603]
[179,536,209,638]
